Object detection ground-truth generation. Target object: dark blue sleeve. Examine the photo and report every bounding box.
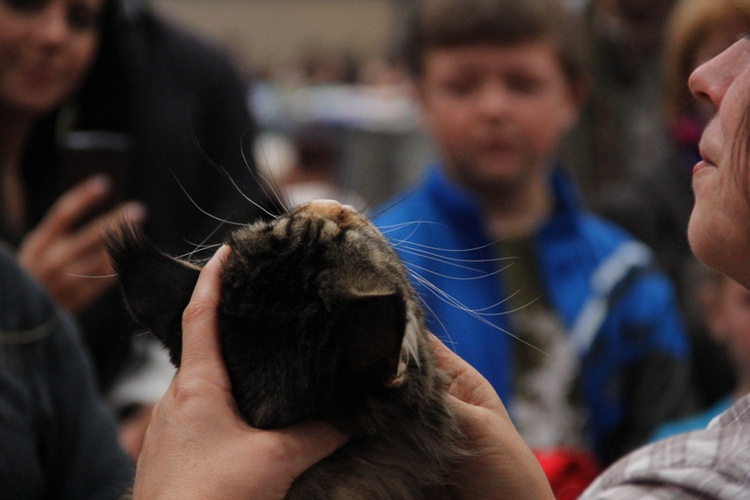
[0,249,134,499]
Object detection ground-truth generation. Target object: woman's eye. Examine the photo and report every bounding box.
[2,0,101,32]
[2,0,47,13]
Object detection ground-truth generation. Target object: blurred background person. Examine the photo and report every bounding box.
[375,2,692,496]
[572,0,678,193]
[0,0,272,459]
[594,0,750,410]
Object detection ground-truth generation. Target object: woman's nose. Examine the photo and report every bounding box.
[689,40,745,111]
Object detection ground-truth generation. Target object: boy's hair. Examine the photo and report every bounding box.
[402,0,586,83]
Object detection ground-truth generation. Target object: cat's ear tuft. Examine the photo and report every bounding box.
[104,224,200,367]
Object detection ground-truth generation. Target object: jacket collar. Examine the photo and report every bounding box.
[425,162,584,228]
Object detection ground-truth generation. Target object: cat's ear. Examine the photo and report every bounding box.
[332,274,409,388]
[104,224,200,367]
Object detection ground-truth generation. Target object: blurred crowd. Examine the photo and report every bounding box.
[3,0,750,498]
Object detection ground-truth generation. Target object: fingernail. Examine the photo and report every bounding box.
[87,175,111,194]
[214,244,232,260]
[121,202,147,222]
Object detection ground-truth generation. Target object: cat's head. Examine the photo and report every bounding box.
[106,200,424,429]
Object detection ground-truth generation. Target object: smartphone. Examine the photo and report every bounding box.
[59,131,132,224]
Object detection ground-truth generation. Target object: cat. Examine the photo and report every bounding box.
[106,198,468,499]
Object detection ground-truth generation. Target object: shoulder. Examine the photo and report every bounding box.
[150,15,232,66]
[117,5,242,84]
[548,166,644,257]
[544,205,651,273]
[574,210,636,247]
[712,393,750,428]
[651,397,735,442]
[0,246,58,339]
[581,426,750,499]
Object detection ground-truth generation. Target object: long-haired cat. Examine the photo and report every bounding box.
[106,199,468,499]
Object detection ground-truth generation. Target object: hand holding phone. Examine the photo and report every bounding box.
[59,131,132,224]
[17,132,147,314]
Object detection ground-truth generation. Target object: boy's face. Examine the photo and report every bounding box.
[416,41,579,194]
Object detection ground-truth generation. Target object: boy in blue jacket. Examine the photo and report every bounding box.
[375,0,692,467]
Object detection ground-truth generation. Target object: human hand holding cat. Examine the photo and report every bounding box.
[18,175,146,314]
[430,335,555,499]
[132,244,349,500]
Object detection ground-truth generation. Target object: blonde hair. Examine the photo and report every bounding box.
[664,0,750,123]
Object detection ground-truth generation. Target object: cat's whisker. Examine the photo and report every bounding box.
[382,226,515,267]
[213,163,283,220]
[187,122,281,220]
[253,169,291,214]
[177,242,224,263]
[131,329,152,338]
[404,260,505,281]
[246,130,290,214]
[392,236,509,256]
[65,272,118,279]
[439,287,541,316]
[169,173,248,226]
[377,219,447,233]
[417,295,458,350]
[181,222,231,263]
[408,270,551,358]
[397,245,515,273]
[496,294,545,316]
[409,270,477,313]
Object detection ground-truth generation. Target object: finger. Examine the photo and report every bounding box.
[180,245,233,377]
[35,175,113,237]
[429,333,471,378]
[429,334,507,413]
[49,250,118,313]
[265,421,349,478]
[23,220,117,287]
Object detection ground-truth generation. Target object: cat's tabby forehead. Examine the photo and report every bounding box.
[264,201,377,242]
[290,200,369,229]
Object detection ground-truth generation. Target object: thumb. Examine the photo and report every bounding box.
[180,244,233,382]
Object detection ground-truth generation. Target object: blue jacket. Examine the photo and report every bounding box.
[375,166,692,463]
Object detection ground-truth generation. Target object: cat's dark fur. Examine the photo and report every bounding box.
[106,199,468,499]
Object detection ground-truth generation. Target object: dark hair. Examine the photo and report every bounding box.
[402,0,587,83]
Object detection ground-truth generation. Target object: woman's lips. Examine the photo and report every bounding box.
[693,159,714,176]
